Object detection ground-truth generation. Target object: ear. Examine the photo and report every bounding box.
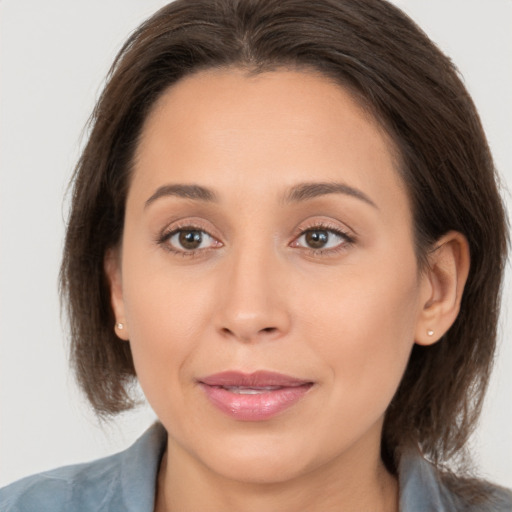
[104,248,129,341]
[415,231,470,346]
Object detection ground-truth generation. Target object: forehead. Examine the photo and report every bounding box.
[131,68,407,215]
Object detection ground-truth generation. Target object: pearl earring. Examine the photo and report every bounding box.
[427,329,434,336]
[116,322,124,330]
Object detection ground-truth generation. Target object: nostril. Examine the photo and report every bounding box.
[218,325,281,342]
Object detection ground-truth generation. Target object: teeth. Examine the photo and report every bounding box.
[223,386,281,394]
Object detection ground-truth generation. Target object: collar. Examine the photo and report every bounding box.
[116,423,510,512]
[398,447,456,511]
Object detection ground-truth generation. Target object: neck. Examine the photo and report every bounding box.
[155,434,398,512]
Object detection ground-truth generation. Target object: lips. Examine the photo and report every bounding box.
[199,371,313,421]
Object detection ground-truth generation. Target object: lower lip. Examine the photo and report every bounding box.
[200,384,312,421]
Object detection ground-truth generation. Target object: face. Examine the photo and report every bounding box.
[108,69,433,484]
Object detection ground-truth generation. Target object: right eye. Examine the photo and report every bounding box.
[295,228,349,250]
[161,227,222,254]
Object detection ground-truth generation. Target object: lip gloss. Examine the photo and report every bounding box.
[199,371,313,421]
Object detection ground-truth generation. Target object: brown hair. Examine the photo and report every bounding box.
[60,0,507,490]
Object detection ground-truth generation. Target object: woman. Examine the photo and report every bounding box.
[1,0,510,510]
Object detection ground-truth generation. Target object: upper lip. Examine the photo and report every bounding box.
[199,370,312,388]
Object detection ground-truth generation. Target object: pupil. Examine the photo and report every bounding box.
[179,230,202,249]
[306,230,328,249]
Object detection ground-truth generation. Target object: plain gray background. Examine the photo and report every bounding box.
[1,0,511,488]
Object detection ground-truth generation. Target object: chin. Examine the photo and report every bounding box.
[210,452,310,484]
[191,430,327,485]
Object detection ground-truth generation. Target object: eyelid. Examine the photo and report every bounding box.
[158,217,221,239]
[289,218,356,253]
[156,218,223,255]
[155,216,355,256]
[291,217,356,240]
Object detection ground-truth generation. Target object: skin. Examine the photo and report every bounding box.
[106,68,469,512]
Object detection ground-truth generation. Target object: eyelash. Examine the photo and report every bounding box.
[291,223,355,256]
[157,222,220,258]
[156,222,355,258]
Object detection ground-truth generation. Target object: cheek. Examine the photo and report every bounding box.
[299,256,421,414]
[125,278,214,350]
[119,244,220,405]
[123,279,217,427]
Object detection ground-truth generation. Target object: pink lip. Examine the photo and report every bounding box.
[199,371,313,421]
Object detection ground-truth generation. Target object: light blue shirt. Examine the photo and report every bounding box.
[1,423,511,511]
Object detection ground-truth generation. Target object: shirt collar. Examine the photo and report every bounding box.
[118,424,457,511]
[398,446,456,511]
[118,422,167,512]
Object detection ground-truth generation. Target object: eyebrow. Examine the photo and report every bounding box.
[144,181,377,209]
[283,181,378,209]
[145,184,218,208]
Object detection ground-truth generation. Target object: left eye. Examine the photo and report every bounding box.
[294,228,348,250]
[166,229,218,251]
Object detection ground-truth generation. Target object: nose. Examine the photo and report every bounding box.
[214,245,292,343]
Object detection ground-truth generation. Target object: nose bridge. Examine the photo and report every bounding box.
[215,235,290,342]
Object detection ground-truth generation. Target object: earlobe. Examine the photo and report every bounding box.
[104,248,129,341]
[415,231,470,346]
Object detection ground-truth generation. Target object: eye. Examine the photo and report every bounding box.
[162,227,221,253]
[293,227,353,252]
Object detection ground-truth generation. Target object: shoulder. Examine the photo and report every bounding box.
[485,486,512,512]
[0,422,167,512]
[399,448,512,512]
[440,474,512,512]
[0,456,120,512]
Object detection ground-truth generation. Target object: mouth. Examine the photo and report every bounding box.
[215,385,286,394]
[198,371,314,421]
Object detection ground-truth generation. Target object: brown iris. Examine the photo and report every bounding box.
[179,230,203,250]
[305,230,329,249]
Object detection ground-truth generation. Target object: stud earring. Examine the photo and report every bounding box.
[116,322,124,330]
[427,329,434,336]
